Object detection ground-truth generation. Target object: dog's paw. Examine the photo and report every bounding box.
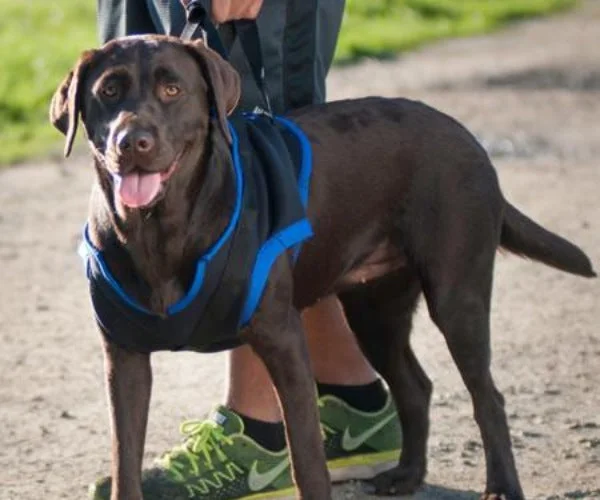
[361,466,425,496]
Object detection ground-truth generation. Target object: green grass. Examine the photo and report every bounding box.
[0,0,577,166]
[0,2,97,165]
[336,0,577,61]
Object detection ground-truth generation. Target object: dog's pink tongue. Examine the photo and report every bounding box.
[115,171,161,208]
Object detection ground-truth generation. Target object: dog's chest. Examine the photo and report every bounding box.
[82,114,313,353]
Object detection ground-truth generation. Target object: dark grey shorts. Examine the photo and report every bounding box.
[96,0,345,113]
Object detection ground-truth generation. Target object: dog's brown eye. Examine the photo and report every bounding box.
[101,83,119,99]
[163,84,181,98]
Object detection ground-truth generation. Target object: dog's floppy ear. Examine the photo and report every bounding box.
[49,50,96,157]
[185,39,241,144]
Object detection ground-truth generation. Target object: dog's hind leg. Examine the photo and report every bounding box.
[407,178,525,499]
[245,256,332,499]
[102,337,152,500]
[338,269,431,495]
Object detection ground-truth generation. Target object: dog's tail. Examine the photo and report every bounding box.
[500,201,596,278]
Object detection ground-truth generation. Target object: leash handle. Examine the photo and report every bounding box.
[182,0,273,115]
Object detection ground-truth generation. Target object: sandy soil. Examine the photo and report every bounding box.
[1,3,599,499]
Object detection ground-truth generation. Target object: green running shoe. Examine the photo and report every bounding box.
[90,394,402,499]
[319,392,402,483]
[89,405,295,500]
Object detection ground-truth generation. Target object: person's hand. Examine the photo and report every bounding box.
[181,0,264,23]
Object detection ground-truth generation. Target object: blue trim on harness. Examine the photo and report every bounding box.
[81,228,150,315]
[242,115,311,208]
[273,116,313,262]
[167,122,244,315]
[239,218,313,325]
[235,114,313,323]
[274,116,312,208]
[80,116,313,325]
[80,121,245,317]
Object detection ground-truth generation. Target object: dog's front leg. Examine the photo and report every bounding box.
[102,336,152,500]
[244,256,331,500]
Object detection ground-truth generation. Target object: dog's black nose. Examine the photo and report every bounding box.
[116,128,157,160]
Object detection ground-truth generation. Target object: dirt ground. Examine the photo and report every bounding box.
[1,3,599,500]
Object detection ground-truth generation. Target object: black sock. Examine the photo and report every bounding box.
[238,413,286,452]
[317,379,387,412]
[236,380,387,450]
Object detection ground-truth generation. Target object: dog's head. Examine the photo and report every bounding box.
[50,35,240,209]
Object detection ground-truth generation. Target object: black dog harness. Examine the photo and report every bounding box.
[79,113,313,353]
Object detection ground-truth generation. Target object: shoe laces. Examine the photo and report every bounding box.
[162,419,235,477]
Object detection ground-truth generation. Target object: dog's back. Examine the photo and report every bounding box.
[288,97,593,309]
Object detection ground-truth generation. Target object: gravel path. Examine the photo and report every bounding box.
[1,3,599,499]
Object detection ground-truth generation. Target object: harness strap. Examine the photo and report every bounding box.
[182,0,273,115]
[182,0,228,58]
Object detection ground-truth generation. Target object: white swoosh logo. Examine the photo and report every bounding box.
[341,412,396,451]
[247,457,290,492]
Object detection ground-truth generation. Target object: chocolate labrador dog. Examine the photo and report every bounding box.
[50,35,595,500]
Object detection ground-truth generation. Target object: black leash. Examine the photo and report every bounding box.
[183,0,273,115]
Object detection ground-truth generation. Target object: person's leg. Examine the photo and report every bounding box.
[97,0,182,43]
[282,0,345,110]
[225,296,379,418]
[303,296,378,385]
[97,0,155,43]
[221,0,384,425]
[225,344,281,421]
[208,0,401,475]
[222,296,382,422]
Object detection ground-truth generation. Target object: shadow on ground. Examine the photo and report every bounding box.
[406,483,480,499]
[334,481,480,500]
